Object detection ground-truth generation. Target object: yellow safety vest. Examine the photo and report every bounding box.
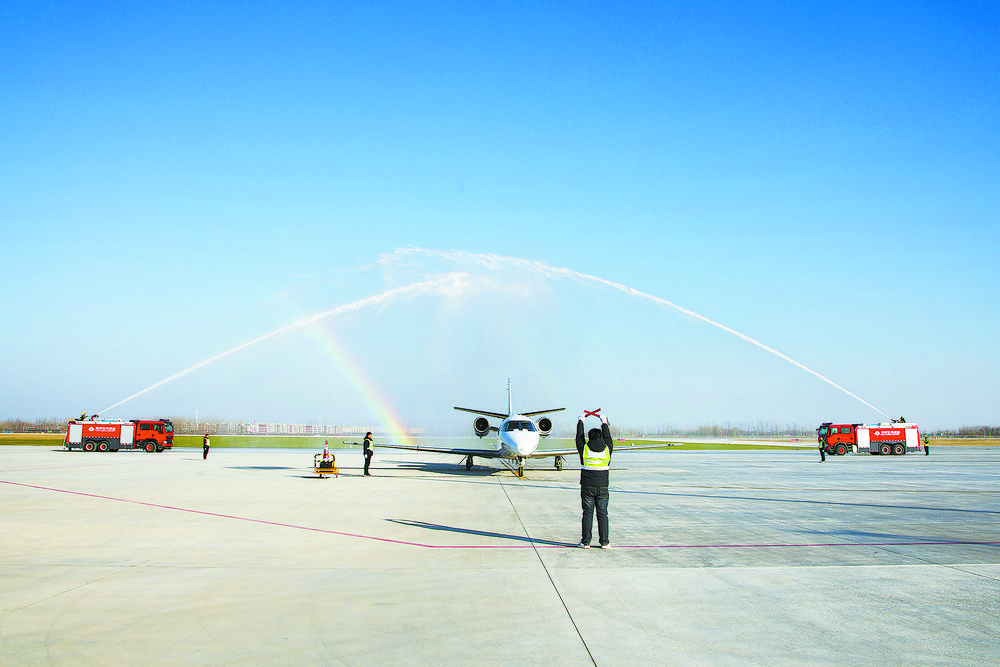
[582,443,610,470]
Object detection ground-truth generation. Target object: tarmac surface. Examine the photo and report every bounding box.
[2,444,999,666]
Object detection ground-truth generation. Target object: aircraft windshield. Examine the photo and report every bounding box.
[503,420,537,432]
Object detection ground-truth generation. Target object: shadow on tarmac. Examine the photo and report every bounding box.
[386,518,570,547]
[389,461,499,476]
[806,529,1000,545]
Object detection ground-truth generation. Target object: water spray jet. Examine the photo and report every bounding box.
[384,248,894,421]
[103,248,894,423]
[100,272,471,414]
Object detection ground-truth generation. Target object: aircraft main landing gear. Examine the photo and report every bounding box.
[465,455,474,471]
[554,455,563,471]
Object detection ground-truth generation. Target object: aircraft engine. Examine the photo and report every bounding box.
[473,416,491,438]
[537,417,553,438]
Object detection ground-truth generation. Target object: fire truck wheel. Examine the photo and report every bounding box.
[893,443,905,456]
[97,442,109,452]
[83,441,95,452]
[144,441,156,453]
[880,443,892,455]
[836,444,847,456]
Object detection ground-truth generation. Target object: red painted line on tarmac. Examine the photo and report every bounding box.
[4,480,999,551]
[617,540,1000,549]
[1,479,431,548]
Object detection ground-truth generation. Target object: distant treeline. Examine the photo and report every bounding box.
[1,418,68,433]
[1,417,818,437]
[0,417,257,435]
[929,426,1000,438]
[619,422,818,438]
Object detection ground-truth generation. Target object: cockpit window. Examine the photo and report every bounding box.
[503,420,537,432]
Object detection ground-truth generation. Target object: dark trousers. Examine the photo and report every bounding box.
[364,451,373,475]
[581,485,609,546]
[203,446,209,459]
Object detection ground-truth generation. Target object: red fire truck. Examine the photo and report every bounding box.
[817,422,924,456]
[64,419,174,452]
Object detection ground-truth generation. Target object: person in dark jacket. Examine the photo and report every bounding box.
[576,413,613,548]
[363,432,374,476]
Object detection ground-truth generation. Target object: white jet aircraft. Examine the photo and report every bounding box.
[368,379,566,476]
[367,380,672,476]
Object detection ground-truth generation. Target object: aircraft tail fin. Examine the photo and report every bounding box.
[454,379,564,419]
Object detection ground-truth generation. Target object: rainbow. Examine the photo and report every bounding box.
[301,320,412,443]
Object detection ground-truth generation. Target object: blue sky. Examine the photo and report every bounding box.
[2,1,997,432]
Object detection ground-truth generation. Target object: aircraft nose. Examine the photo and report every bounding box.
[512,432,538,456]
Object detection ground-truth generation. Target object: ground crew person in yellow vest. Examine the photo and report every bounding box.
[363,432,374,476]
[576,412,613,548]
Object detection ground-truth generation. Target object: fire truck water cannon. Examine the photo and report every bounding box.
[817,421,927,456]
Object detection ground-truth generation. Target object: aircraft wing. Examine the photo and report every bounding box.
[453,407,508,419]
[370,442,506,459]
[521,407,566,417]
[526,448,577,458]
[528,443,681,458]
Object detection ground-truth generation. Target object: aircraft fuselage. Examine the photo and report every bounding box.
[496,416,542,458]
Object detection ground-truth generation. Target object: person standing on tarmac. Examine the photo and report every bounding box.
[576,413,613,549]
[363,432,373,476]
[203,433,211,460]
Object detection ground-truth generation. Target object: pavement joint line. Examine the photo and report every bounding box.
[495,474,597,667]
[642,485,1000,493]
[861,546,1000,583]
[5,479,998,551]
[615,487,1000,515]
[2,568,125,618]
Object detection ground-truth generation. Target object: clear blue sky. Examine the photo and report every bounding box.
[2,1,997,432]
